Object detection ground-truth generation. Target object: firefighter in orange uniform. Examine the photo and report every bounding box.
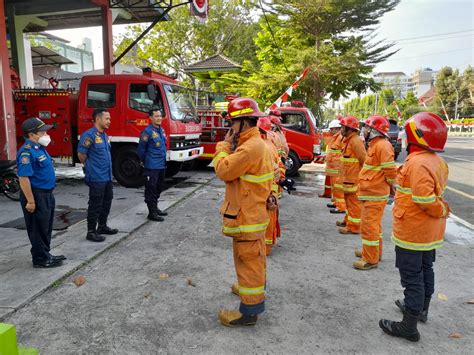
[380,112,449,342]
[257,116,281,255]
[269,112,288,200]
[337,116,366,234]
[213,97,273,327]
[325,119,346,214]
[353,115,396,270]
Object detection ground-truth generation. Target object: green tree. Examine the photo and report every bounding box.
[114,0,259,89]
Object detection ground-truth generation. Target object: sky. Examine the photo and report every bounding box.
[47,0,474,76]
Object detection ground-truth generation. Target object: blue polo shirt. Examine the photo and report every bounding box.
[77,127,112,182]
[16,139,56,190]
[137,124,167,170]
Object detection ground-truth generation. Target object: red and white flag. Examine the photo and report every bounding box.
[190,0,209,22]
[269,67,310,110]
[393,101,401,120]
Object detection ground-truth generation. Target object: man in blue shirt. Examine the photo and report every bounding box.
[77,108,118,242]
[138,108,168,221]
[17,117,66,268]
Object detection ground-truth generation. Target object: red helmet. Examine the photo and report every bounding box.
[227,97,265,120]
[365,115,390,137]
[340,116,360,130]
[404,112,447,152]
[269,109,281,117]
[269,115,281,126]
[257,116,273,132]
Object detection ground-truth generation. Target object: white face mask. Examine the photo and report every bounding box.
[38,134,51,147]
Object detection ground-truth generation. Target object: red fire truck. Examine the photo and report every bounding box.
[197,99,323,176]
[13,68,203,187]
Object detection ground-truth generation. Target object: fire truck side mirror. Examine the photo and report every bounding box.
[147,82,157,101]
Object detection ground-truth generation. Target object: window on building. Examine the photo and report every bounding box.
[281,113,309,134]
[129,84,164,113]
[87,84,116,108]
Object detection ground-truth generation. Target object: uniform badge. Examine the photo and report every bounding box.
[142,134,149,142]
[83,137,93,147]
[95,137,103,144]
[152,131,158,139]
[156,141,161,147]
[21,156,30,164]
[24,144,31,149]
[38,155,46,162]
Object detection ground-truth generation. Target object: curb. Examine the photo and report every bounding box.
[449,212,474,230]
[0,177,215,322]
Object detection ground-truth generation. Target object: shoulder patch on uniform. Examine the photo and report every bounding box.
[21,156,30,164]
[142,134,149,142]
[83,137,93,147]
[21,152,30,156]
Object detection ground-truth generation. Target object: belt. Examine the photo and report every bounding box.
[32,188,54,193]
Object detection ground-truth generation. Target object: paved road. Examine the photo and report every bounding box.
[396,136,474,225]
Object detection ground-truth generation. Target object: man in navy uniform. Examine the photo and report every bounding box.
[138,108,168,221]
[77,108,118,242]
[17,117,66,268]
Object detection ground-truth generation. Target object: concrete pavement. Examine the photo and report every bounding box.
[2,168,473,354]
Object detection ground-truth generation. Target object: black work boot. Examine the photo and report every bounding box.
[379,309,420,342]
[395,299,429,323]
[156,207,168,216]
[147,204,164,222]
[97,224,118,235]
[86,230,105,242]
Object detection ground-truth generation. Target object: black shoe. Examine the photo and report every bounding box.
[86,231,106,242]
[147,212,164,222]
[33,258,63,268]
[156,209,168,216]
[395,299,428,323]
[327,203,336,208]
[97,225,118,235]
[51,255,67,262]
[330,208,346,214]
[379,311,420,342]
[229,314,258,326]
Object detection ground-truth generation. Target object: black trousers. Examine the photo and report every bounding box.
[144,169,165,206]
[395,246,436,313]
[86,181,113,231]
[20,189,55,263]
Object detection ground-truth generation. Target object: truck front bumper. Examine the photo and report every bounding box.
[167,147,204,162]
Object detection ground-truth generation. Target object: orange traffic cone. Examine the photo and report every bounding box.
[319,175,332,198]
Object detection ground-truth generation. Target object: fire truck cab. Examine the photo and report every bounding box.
[14,69,203,187]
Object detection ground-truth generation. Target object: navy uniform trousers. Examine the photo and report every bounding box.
[395,246,436,313]
[144,169,165,206]
[86,181,113,231]
[20,189,55,263]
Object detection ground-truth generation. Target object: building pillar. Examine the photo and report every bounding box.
[0,0,16,160]
[102,5,114,74]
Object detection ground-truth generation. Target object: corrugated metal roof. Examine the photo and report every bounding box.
[184,54,241,72]
[8,46,75,66]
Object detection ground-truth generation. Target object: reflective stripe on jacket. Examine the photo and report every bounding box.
[214,127,273,241]
[325,131,344,176]
[359,137,397,201]
[341,132,366,193]
[392,150,449,251]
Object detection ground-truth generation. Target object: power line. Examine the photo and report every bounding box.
[384,47,473,62]
[400,33,474,45]
[257,0,289,72]
[392,29,474,42]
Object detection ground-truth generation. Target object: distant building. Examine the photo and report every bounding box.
[411,68,437,98]
[373,71,411,97]
[29,32,94,73]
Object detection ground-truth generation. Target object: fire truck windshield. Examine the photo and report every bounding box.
[307,109,319,129]
[163,84,196,122]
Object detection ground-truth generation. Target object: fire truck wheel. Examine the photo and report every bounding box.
[165,161,183,178]
[285,150,301,177]
[112,145,144,188]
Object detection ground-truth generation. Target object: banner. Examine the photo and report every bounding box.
[269,67,310,110]
[190,0,208,22]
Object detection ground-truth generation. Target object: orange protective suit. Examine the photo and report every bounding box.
[358,137,397,264]
[392,150,449,250]
[261,131,281,255]
[341,132,366,232]
[214,126,273,315]
[326,131,346,211]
